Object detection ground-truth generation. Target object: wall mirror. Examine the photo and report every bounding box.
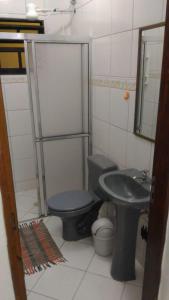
[134,23,165,142]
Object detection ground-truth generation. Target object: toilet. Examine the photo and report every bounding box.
[47,155,118,241]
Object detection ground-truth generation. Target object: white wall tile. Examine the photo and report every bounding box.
[133,0,164,28]
[126,133,152,171]
[15,179,37,192]
[7,110,32,136]
[73,0,111,37]
[109,125,127,168]
[93,146,105,156]
[44,0,70,9]
[3,82,30,111]
[92,36,111,76]
[92,84,110,122]
[71,1,95,36]
[44,14,71,34]
[11,135,34,160]
[0,0,26,14]
[111,0,133,34]
[13,158,36,182]
[110,88,129,130]
[111,31,132,77]
[76,0,92,9]
[162,0,167,21]
[93,118,110,155]
[92,0,112,37]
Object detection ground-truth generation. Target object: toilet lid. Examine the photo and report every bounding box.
[48,190,94,212]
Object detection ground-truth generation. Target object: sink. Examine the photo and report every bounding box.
[98,169,151,282]
[99,171,150,205]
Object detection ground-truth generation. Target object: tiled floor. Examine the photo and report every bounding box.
[16,189,40,222]
[24,216,144,300]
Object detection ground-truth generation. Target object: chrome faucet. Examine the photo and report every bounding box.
[133,170,150,182]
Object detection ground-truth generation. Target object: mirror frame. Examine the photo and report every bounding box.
[134,22,165,143]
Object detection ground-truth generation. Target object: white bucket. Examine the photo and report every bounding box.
[93,234,114,257]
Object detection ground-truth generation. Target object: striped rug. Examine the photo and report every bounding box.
[19,220,66,275]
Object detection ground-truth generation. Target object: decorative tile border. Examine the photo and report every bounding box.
[1,75,27,84]
[91,78,136,91]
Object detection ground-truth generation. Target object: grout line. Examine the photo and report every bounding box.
[120,283,126,300]
[72,250,95,300]
[26,269,46,294]
[92,75,137,80]
[91,27,140,41]
[28,290,59,300]
[76,0,93,10]
[6,108,31,112]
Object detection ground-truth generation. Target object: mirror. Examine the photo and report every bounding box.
[134,23,165,141]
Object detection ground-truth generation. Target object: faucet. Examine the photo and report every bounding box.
[133,170,150,182]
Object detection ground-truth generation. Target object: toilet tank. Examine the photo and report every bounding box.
[87,155,118,195]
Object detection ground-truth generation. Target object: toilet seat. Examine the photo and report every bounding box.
[48,190,95,216]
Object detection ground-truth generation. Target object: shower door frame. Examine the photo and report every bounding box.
[24,36,92,216]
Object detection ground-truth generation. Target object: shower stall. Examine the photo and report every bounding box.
[25,35,91,216]
[1,33,91,218]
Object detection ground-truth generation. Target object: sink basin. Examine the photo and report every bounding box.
[99,171,150,205]
[98,169,151,282]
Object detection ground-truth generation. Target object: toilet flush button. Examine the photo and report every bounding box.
[124,90,130,101]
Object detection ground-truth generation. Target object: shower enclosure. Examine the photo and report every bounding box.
[24,35,91,216]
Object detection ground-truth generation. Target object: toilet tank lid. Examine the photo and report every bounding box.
[88,155,118,171]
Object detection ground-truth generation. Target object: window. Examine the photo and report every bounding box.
[0,18,44,75]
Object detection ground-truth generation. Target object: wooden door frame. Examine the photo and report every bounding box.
[0,80,27,300]
[142,1,169,299]
[0,2,169,299]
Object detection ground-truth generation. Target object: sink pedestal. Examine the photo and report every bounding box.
[111,204,140,281]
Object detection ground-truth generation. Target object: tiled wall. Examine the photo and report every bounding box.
[1,76,36,192]
[70,0,167,174]
[0,0,167,268]
[70,0,167,266]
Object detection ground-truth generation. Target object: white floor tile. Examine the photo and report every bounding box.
[121,284,142,300]
[16,189,39,222]
[33,265,84,300]
[61,241,94,270]
[22,212,39,221]
[74,273,124,300]
[25,271,44,291]
[79,236,93,245]
[46,216,63,238]
[45,216,64,248]
[127,261,144,287]
[28,291,52,300]
[88,254,112,278]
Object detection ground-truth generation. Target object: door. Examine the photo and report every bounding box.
[25,39,90,215]
[0,79,27,300]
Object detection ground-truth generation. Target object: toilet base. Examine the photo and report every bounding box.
[62,214,91,241]
[62,201,103,241]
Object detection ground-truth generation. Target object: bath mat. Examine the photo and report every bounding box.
[19,219,66,275]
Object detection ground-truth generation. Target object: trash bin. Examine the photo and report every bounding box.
[91,218,114,257]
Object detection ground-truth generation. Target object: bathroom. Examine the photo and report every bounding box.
[0,0,167,300]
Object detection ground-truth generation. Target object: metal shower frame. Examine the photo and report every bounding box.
[0,33,92,217]
[25,34,92,216]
